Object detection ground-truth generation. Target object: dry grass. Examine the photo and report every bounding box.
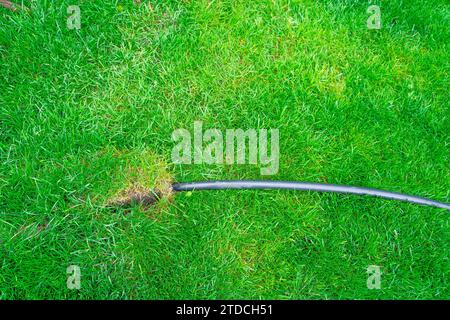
[101,148,174,210]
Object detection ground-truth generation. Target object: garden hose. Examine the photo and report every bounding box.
[172,180,450,210]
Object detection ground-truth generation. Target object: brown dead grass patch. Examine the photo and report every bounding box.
[100,148,174,211]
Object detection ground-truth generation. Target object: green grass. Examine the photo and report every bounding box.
[0,0,449,299]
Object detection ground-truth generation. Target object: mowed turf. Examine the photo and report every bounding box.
[0,0,449,299]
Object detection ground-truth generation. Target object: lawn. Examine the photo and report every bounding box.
[0,0,449,299]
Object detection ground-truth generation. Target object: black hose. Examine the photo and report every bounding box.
[172,180,450,210]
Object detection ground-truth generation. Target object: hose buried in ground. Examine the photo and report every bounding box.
[172,180,450,210]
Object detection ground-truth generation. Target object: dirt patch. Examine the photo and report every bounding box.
[0,0,29,12]
[108,183,173,210]
[101,148,174,212]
